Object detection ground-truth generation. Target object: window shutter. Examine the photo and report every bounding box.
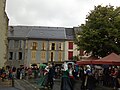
[55,43,56,50]
[68,42,73,49]
[49,43,51,50]
[68,51,73,60]
[43,42,46,50]
[61,43,63,50]
[25,41,28,49]
[44,42,46,50]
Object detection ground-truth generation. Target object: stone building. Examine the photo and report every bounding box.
[65,28,78,61]
[7,26,87,68]
[8,26,66,67]
[0,0,9,68]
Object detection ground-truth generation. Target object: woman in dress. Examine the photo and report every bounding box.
[61,62,73,90]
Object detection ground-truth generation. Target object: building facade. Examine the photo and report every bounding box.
[8,26,66,67]
[7,26,88,67]
[0,0,9,68]
[65,28,78,60]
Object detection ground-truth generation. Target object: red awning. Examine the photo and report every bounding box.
[76,56,98,65]
[77,53,120,65]
[76,60,92,65]
[92,53,120,65]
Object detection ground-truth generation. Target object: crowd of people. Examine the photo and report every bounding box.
[61,63,120,90]
[79,65,120,90]
[0,62,120,90]
[0,66,15,81]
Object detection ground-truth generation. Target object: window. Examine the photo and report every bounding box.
[9,52,13,60]
[41,42,46,50]
[68,42,73,49]
[31,42,38,50]
[58,43,61,50]
[18,52,22,60]
[14,40,19,48]
[8,40,14,49]
[58,52,62,61]
[41,51,46,60]
[31,51,36,60]
[51,43,55,50]
[19,40,23,49]
[58,43,63,50]
[68,51,73,60]
[14,40,23,49]
[50,52,54,62]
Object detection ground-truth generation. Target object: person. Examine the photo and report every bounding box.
[117,67,120,89]
[111,67,118,90]
[12,66,16,78]
[61,62,73,90]
[1,67,6,81]
[63,62,68,71]
[68,63,75,89]
[8,68,13,79]
[74,64,79,79]
[36,65,48,88]
[86,68,96,90]
[20,68,24,79]
[81,65,96,90]
[103,67,110,86]
[47,64,55,89]
[16,68,20,79]
[80,66,87,90]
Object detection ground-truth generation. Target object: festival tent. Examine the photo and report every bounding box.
[76,60,92,65]
[92,53,120,65]
[76,53,120,65]
[76,56,98,65]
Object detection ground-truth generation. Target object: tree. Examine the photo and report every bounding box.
[72,56,79,61]
[75,5,120,58]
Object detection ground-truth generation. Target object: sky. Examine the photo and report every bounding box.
[6,0,120,27]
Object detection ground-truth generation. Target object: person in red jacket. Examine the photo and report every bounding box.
[111,67,118,90]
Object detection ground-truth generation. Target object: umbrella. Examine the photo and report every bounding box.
[67,62,75,66]
[39,63,46,69]
[94,65,102,69]
[31,63,37,66]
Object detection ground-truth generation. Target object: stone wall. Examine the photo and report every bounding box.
[0,0,9,68]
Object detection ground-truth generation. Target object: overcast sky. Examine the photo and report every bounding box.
[6,0,120,27]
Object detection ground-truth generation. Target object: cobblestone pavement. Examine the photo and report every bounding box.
[0,87,19,90]
[15,79,39,90]
[53,79,113,90]
[0,79,113,90]
[0,79,19,90]
[21,78,113,90]
[0,79,40,90]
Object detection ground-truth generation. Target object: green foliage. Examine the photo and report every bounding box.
[75,5,120,57]
[72,56,79,61]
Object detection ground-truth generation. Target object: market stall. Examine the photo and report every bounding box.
[92,53,120,65]
[77,53,120,65]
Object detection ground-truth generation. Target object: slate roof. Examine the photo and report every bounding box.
[65,28,75,40]
[8,26,31,38]
[8,26,67,40]
[27,28,66,39]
